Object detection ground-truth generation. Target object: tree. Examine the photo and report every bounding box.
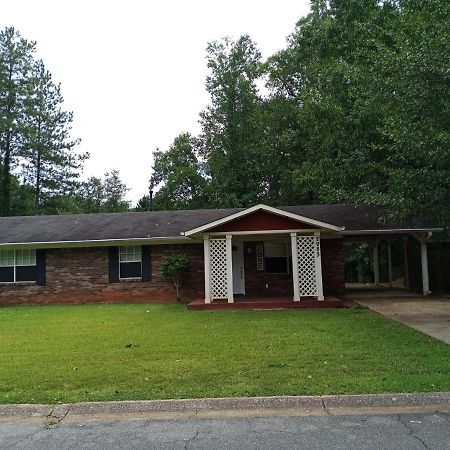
[0,27,35,216]
[102,170,130,212]
[149,133,209,210]
[21,60,86,213]
[77,170,130,213]
[267,0,450,225]
[135,194,151,211]
[199,35,268,207]
[159,254,190,302]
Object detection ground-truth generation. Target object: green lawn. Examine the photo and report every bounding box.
[0,303,449,404]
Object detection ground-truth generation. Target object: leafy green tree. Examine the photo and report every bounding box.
[199,35,268,207]
[9,173,35,216]
[77,170,130,213]
[21,60,86,212]
[267,0,450,225]
[135,194,151,211]
[150,133,209,210]
[102,170,130,212]
[159,254,191,302]
[0,27,35,216]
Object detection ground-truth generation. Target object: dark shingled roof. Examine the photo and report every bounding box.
[0,204,438,245]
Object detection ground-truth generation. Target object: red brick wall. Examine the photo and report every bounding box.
[321,238,345,297]
[0,244,204,306]
[242,238,345,298]
[0,237,345,306]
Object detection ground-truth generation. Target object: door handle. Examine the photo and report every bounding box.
[240,267,244,279]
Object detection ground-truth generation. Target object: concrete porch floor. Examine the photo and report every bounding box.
[187,296,343,311]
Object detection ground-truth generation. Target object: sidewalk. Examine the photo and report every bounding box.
[1,392,450,423]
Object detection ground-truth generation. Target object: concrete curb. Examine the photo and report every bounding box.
[1,392,450,421]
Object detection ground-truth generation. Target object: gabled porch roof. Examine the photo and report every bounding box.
[183,204,344,237]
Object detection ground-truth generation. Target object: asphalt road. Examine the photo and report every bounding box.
[1,412,449,450]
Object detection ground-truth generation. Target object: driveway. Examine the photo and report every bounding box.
[356,297,450,345]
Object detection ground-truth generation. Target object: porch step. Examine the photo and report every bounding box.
[187,297,343,311]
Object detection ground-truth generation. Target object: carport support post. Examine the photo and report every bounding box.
[291,232,300,301]
[373,240,380,286]
[387,241,393,287]
[203,235,211,303]
[419,234,430,296]
[403,237,410,290]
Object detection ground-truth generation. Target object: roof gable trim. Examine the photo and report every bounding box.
[183,204,343,236]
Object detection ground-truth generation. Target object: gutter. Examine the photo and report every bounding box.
[340,228,443,236]
[0,236,195,250]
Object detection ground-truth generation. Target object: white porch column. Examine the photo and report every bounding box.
[387,241,393,287]
[373,240,380,286]
[314,232,324,301]
[226,234,234,303]
[203,235,211,303]
[291,232,300,301]
[419,235,430,296]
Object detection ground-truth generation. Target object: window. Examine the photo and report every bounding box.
[119,246,142,279]
[0,249,37,282]
[264,241,292,274]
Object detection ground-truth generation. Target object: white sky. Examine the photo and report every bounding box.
[1,0,310,204]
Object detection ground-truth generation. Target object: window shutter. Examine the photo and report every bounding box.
[141,245,152,282]
[108,247,119,283]
[36,249,46,286]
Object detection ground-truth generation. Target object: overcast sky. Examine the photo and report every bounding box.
[2,0,310,203]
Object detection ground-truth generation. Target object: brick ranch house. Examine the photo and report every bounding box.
[0,204,441,308]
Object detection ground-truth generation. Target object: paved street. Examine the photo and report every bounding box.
[1,412,449,449]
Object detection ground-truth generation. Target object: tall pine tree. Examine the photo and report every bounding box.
[0,27,35,216]
[22,60,86,213]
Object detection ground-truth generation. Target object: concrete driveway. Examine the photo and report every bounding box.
[356,297,450,345]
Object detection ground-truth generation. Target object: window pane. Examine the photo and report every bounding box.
[16,249,24,265]
[120,262,142,278]
[265,257,288,274]
[0,267,14,282]
[0,250,14,267]
[15,249,36,266]
[119,246,141,262]
[264,242,289,258]
[16,266,36,282]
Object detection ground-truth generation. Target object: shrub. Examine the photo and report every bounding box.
[160,254,191,302]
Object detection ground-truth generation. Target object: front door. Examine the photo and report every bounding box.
[232,240,245,295]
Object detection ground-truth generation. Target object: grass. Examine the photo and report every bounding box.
[0,303,449,404]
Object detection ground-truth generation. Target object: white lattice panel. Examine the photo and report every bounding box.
[297,236,318,297]
[210,238,228,299]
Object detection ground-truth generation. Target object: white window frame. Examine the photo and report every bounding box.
[119,245,142,279]
[0,249,37,283]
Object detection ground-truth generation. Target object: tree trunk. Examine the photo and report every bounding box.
[2,131,11,216]
[2,61,15,216]
[34,118,42,212]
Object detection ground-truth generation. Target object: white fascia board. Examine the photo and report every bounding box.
[0,236,192,250]
[340,228,443,236]
[184,204,343,236]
